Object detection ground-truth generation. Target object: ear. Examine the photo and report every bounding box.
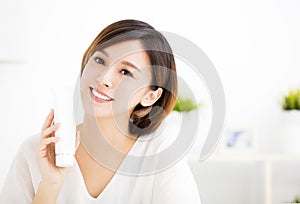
[140,88,163,107]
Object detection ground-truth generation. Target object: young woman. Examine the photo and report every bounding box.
[0,19,201,204]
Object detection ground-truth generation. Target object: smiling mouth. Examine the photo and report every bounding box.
[89,87,114,102]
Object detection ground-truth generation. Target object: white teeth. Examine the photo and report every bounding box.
[91,89,112,101]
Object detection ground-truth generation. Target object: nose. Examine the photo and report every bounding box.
[96,69,114,88]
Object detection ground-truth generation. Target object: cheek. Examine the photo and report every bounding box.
[81,66,99,87]
[128,88,146,109]
[114,81,144,106]
[117,76,151,109]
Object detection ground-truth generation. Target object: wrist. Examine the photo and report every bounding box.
[40,179,64,186]
[40,172,67,186]
[33,180,63,204]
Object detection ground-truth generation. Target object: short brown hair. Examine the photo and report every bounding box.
[81,19,178,136]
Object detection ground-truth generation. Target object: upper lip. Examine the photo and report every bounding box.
[90,87,114,100]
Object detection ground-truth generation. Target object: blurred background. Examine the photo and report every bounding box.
[1,0,300,203]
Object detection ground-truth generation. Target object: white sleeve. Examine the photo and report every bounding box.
[0,137,36,204]
[152,158,201,204]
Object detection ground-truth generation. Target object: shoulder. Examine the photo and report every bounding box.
[136,112,181,154]
[14,133,40,165]
[18,133,40,156]
[155,158,195,182]
[14,133,41,184]
[0,134,40,203]
[153,158,201,203]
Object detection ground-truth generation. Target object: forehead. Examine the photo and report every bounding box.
[101,40,151,68]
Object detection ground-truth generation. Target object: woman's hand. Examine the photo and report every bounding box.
[36,109,80,185]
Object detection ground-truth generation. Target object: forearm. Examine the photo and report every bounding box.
[32,181,63,204]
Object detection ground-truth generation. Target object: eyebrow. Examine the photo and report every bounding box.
[120,60,141,72]
[98,50,109,57]
[95,49,142,72]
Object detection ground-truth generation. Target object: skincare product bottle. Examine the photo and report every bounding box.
[52,86,76,167]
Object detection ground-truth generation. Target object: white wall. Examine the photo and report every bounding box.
[1,0,300,203]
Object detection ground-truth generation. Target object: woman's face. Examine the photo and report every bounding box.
[80,40,156,119]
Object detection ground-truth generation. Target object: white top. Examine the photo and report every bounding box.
[0,121,201,204]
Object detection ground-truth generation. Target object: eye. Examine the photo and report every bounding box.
[120,69,133,77]
[94,57,105,65]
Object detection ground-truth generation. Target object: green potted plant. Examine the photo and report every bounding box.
[293,196,300,203]
[279,88,300,154]
[281,89,300,111]
[170,96,202,123]
[165,96,201,128]
[162,97,203,154]
[173,97,201,112]
[283,195,300,203]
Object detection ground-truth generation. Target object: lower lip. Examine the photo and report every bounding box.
[89,88,112,103]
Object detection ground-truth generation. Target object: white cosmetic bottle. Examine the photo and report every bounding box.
[52,86,76,167]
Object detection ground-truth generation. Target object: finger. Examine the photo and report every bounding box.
[75,131,81,151]
[40,123,60,139]
[41,109,54,131]
[39,136,60,152]
[47,142,55,152]
[47,143,56,160]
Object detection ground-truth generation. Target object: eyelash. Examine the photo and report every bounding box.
[94,57,133,78]
[121,69,133,77]
[94,57,105,65]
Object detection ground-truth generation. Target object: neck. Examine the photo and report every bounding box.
[77,114,137,154]
[76,114,137,171]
